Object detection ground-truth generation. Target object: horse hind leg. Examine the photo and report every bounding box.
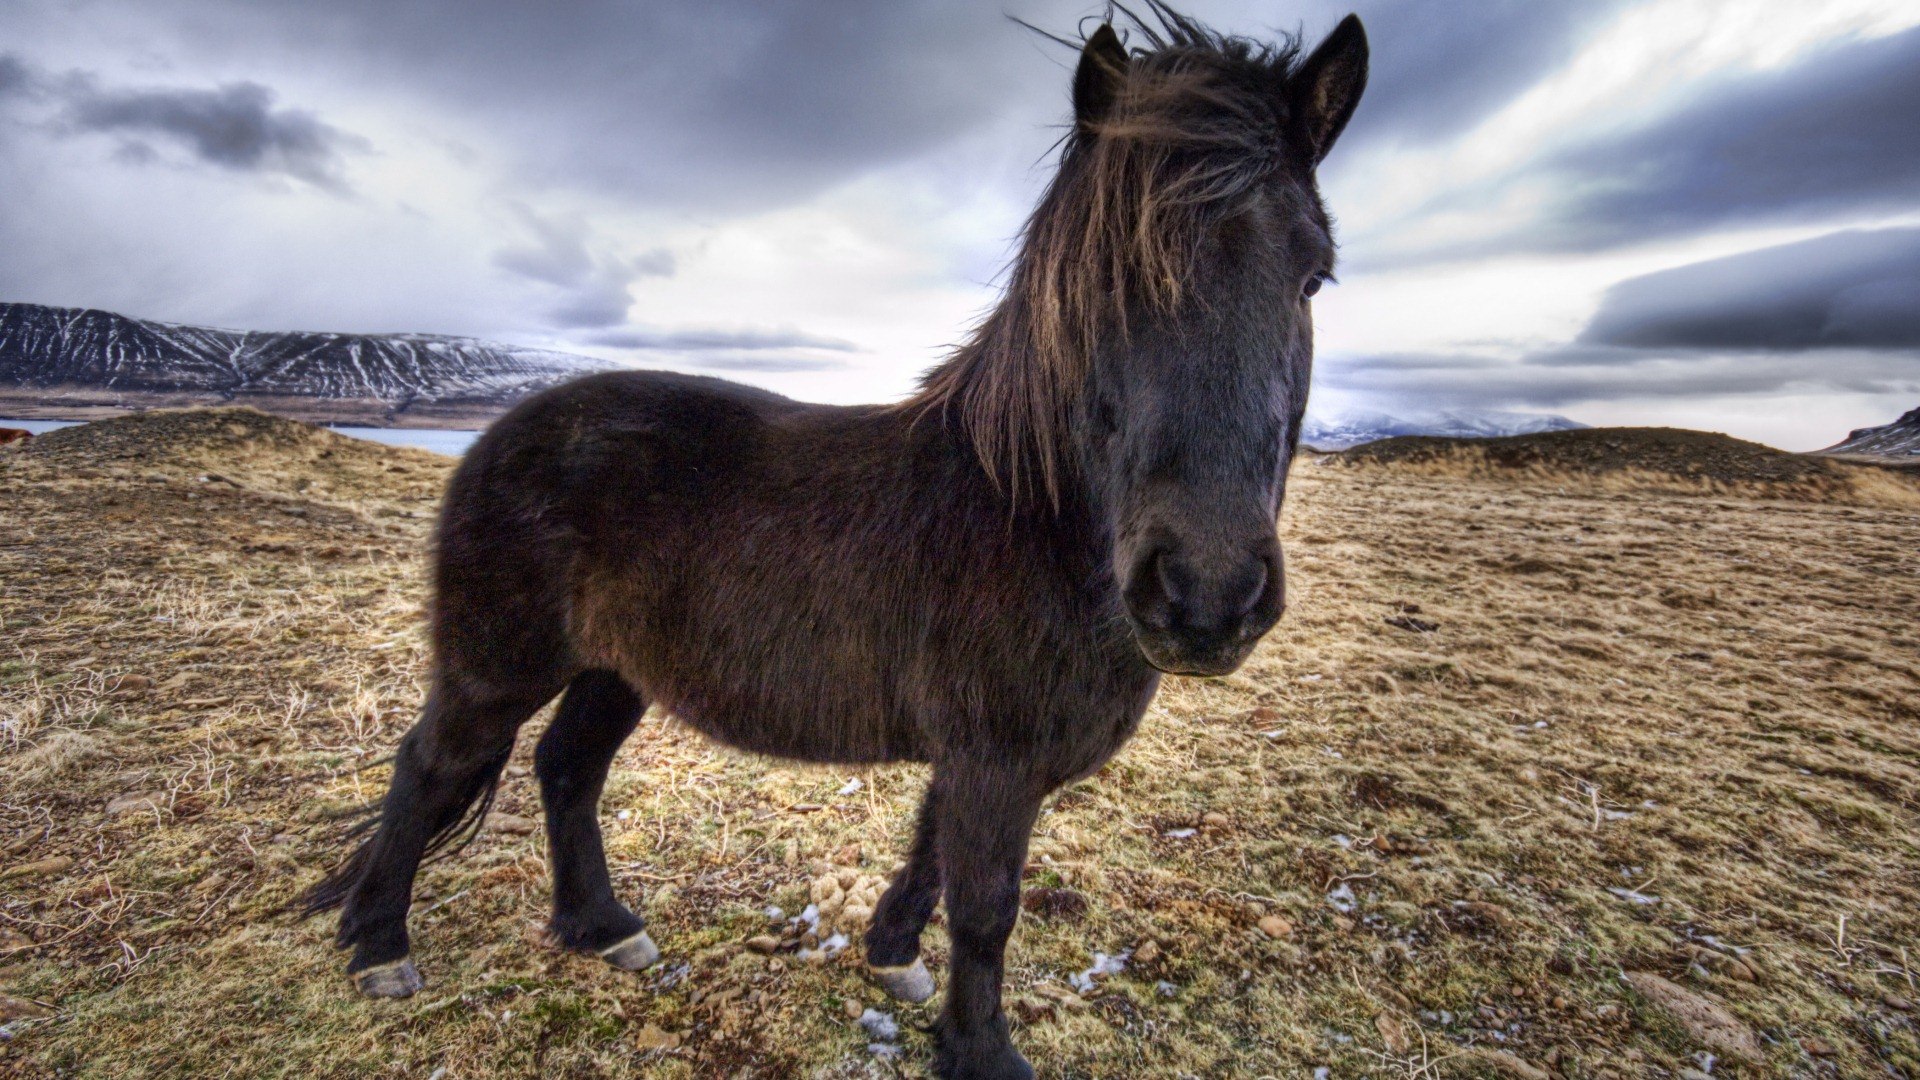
[299,675,557,997]
[863,777,944,1003]
[535,669,657,970]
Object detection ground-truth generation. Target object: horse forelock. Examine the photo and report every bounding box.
[913,5,1306,509]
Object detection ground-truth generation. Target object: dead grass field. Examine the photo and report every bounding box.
[2,409,1917,1079]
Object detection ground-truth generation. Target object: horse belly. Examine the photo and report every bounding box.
[651,681,927,766]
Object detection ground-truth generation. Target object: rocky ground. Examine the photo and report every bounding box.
[2,409,1917,1078]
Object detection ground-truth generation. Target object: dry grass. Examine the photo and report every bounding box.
[2,409,1916,1078]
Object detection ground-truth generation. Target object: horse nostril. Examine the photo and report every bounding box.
[1234,559,1269,623]
[1123,548,1177,633]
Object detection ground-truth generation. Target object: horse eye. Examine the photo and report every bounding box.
[1302,273,1331,300]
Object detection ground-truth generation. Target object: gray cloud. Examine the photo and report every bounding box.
[60,76,367,190]
[1326,226,1920,408]
[1323,0,1635,151]
[582,326,859,353]
[1581,227,1920,351]
[1322,343,1918,412]
[1379,25,1920,263]
[84,0,1065,214]
[690,354,851,373]
[1544,27,1920,250]
[491,204,676,330]
[0,54,29,97]
[0,52,366,189]
[5,2,1638,214]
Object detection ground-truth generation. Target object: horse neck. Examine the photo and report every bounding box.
[911,335,1114,573]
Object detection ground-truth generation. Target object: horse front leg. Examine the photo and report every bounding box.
[932,760,1045,1080]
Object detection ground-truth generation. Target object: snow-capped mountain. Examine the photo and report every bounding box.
[0,301,622,425]
[1301,408,1587,450]
[1821,406,1920,457]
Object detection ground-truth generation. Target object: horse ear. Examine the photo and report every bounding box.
[1074,24,1129,128]
[1290,14,1368,165]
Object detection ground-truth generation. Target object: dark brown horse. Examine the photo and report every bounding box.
[301,8,1367,1077]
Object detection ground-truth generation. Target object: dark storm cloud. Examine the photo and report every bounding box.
[0,54,30,97]
[1381,24,1920,263]
[58,78,368,190]
[104,0,1066,213]
[1581,228,1920,351]
[50,0,1614,215]
[582,327,859,353]
[1323,343,1917,411]
[0,51,367,189]
[1325,0,1635,149]
[1545,27,1920,250]
[1326,227,1920,408]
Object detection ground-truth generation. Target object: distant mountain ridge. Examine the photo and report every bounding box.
[0,301,621,427]
[1821,406,1920,457]
[1301,408,1587,450]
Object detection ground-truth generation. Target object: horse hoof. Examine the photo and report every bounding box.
[352,958,423,998]
[598,930,660,971]
[870,957,936,1004]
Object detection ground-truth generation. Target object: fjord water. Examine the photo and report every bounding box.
[0,418,481,455]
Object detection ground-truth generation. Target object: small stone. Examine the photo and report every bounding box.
[106,791,166,816]
[745,935,782,954]
[504,764,530,778]
[1201,812,1230,828]
[1374,1013,1409,1053]
[1133,940,1161,965]
[1330,915,1355,933]
[1800,1036,1835,1057]
[843,998,865,1020]
[1454,1048,1550,1080]
[1551,995,1569,1010]
[489,813,538,835]
[633,1024,681,1051]
[1010,995,1054,1024]
[0,995,53,1021]
[1687,944,1757,983]
[1457,901,1514,931]
[1,855,74,882]
[1258,915,1293,939]
[1883,993,1913,1011]
[1032,983,1087,1010]
[112,674,153,694]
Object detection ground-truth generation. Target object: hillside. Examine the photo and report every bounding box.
[2,410,1918,1077]
[1821,405,1920,459]
[1301,408,1587,451]
[1330,425,1920,507]
[0,302,620,427]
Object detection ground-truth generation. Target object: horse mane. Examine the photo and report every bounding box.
[911,3,1305,508]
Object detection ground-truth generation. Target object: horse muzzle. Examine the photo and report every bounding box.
[1121,537,1284,676]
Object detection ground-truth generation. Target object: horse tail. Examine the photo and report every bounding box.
[292,741,513,919]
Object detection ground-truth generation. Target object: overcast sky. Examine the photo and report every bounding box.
[2,0,1916,449]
